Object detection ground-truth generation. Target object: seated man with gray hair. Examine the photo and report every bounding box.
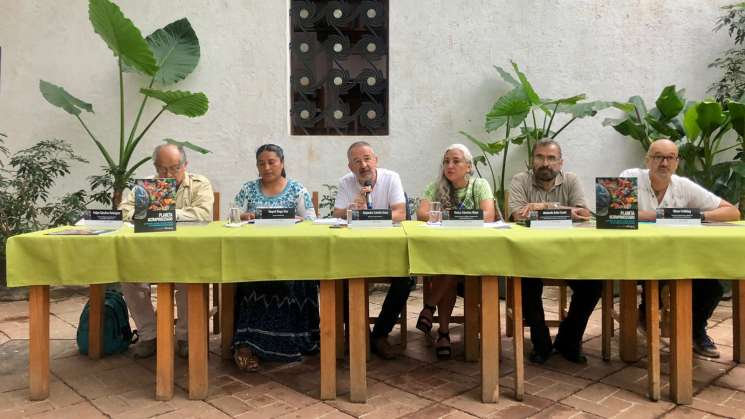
[509,138,601,364]
[621,138,739,358]
[119,143,214,358]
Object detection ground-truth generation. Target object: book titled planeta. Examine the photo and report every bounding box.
[132,178,177,233]
[595,177,638,229]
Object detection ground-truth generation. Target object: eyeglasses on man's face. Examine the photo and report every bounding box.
[533,155,560,164]
[649,155,679,163]
[155,163,183,175]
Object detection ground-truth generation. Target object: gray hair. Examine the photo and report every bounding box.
[533,138,562,158]
[153,143,187,166]
[346,141,373,161]
[434,143,474,209]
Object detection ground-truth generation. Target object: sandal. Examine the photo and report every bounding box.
[416,304,436,335]
[234,345,259,372]
[435,330,452,360]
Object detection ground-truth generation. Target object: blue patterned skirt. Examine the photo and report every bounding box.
[233,281,320,362]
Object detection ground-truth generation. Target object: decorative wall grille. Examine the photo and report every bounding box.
[290,1,389,135]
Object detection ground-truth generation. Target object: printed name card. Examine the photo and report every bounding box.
[254,208,297,226]
[349,209,393,228]
[529,209,572,229]
[84,209,123,228]
[656,208,701,226]
[442,209,483,228]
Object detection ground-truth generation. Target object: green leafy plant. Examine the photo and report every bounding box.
[460,62,626,204]
[40,0,209,208]
[710,2,745,103]
[0,136,93,286]
[604,85,745,210]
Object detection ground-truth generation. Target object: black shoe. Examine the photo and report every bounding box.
[555,348,588,364]
[528,349,551,365]
[693,334,720,358]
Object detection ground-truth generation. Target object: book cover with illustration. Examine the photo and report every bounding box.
[595,177,638,229]
[133,178,176,233]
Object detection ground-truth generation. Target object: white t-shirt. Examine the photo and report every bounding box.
[619,168,721,211]
[334,168,406,210]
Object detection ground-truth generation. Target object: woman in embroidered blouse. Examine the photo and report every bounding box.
[415,143,496,359]
[232,144,319,371]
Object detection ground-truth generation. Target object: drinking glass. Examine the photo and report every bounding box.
[229,207,242,224]
[428,201,442,224]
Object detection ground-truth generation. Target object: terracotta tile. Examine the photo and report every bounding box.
[563,383,673,418]
[208,395,252,416]
[27,401,107,419]
[326,381,431,418]
[716,365,745,392]
[529,403,603,419]
[442,387,551,418]
[500,366,591,401]
[274,402,353,418]
[661,406,728,418]
[384,365,479,401]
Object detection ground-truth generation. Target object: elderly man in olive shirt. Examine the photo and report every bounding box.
[509,138,600,364]
[120,144,214,358]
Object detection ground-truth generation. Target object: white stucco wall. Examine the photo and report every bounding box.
[0,0,734,215]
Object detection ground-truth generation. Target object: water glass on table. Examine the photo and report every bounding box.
[229,207,242,224]
[428,201,442,224]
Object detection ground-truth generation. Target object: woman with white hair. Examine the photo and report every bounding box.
[415,143,496,359]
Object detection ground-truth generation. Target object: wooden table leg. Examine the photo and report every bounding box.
[220,283,235,360]
[319,280,337,400]
[480,276,500,403]
[734,280,745,363]
[156,283,174,401]
[601,281,613,362]
[212,284,220,335]
[29,285,49,401]
[335,280,345,360]
[348,278,367,403]
[511,276,524,401]
[505,278,514,338]
[465,276,481,362]
[619,281,639,362]
[670,279,692,404]
[88,284,105,360]
[188,283,208,400]
[646,280,660,401]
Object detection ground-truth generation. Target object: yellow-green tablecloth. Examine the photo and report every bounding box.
[403,221,745,280]
[6,222,409,286]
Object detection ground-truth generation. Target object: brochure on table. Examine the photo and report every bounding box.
[596,177,638,229]
[133,178,176,233]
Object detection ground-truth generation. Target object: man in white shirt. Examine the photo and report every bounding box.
[333,141,408,359]
[621,138,739,358]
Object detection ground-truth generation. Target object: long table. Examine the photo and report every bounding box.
[7,221,408,402]
[403,221,745,404]
[8,220,745,405]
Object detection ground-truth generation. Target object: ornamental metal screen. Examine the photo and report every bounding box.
[290,1,389,135]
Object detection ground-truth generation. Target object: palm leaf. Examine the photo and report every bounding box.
[164,138,211,154]
[88,0,157,75]
[147,18,200,85]
[39,80,94,116]
[140,88,208,117]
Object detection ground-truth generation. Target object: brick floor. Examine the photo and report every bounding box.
[0,284,743,418]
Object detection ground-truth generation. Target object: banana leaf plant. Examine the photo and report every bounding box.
[40,0,209,208]
[604,85,745,213]
[461,62,626,205]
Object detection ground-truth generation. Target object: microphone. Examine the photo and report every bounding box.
[363,180,373,209]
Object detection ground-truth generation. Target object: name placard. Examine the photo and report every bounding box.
[84,209,123,228]
[255,207,297,226]
[528,209,572,229]
[656,208,702,226]
[442,209,483,228]
[349,209,393,228]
